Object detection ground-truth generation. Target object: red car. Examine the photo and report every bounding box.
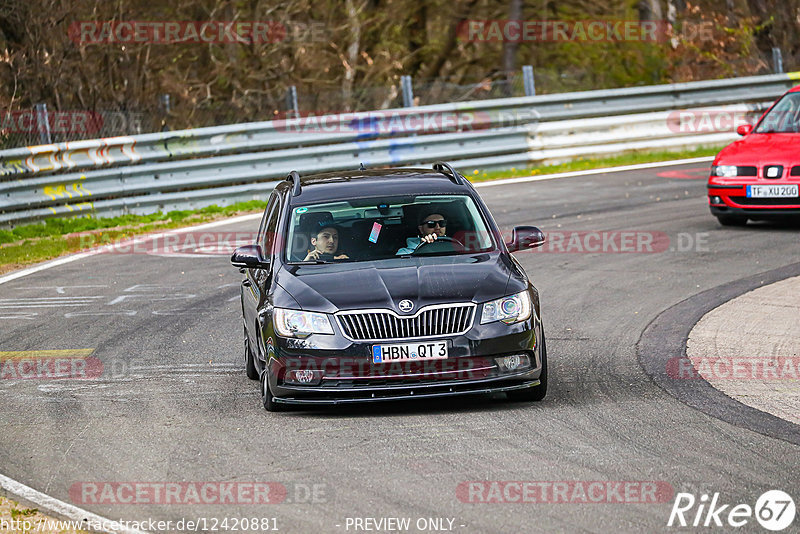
[707,85,800,226]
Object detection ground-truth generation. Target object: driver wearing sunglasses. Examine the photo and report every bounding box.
[396,212,447,255]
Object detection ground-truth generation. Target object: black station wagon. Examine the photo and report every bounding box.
[232,163,548,411]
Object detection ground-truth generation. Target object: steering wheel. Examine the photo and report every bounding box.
[412,236,466,255]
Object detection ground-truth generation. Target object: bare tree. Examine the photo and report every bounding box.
[502,0,523,96]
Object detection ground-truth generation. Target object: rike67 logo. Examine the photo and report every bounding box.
[668,490,795,531]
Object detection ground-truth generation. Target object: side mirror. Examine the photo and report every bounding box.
[506,226,545,253]
[736,124,753,136]
[231,245,271,269]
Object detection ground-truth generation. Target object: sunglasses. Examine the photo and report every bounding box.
[422,219,447,228]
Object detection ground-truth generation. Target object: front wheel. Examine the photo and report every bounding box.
[256,334,286,411]
[261,368,286,412]
[244,326,259,380]
[507,327,548,402]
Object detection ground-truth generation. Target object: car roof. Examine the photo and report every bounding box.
[280,168,473,205]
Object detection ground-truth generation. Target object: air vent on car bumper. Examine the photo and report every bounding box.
[728,197,800,206]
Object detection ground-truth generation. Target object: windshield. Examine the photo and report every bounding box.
[755,93,800,133]
[285,194,496,263]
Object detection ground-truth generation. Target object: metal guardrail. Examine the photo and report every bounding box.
[1,72,797,226]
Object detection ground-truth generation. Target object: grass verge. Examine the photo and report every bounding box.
[0,146,721,275]
[0,200,268,275]
[0,494,89,533]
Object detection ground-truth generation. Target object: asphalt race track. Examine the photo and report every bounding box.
[1,162,798,533]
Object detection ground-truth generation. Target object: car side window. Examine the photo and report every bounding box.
[261,194,282,259]
[255,194,274,248]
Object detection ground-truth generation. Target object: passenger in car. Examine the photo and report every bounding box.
[304,224,349,261]
[396,212,447,255]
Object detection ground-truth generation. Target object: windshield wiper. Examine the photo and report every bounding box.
[294,260,332,264]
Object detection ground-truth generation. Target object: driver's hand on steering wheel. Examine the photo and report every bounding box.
[421,234,438,244]
[303,250,322,261]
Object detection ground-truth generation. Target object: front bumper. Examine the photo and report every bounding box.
[274,373,542,405]
[265,318,542,405]
[707,181,800,218]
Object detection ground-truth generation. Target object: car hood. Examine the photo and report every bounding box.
[715,133,800,166]
[275,252,524,313]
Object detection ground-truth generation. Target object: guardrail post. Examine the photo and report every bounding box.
[401,75,414,107]
[34,103,52,145]
[285,86,299,118]
[772,47,784,74]
[159,94,171,131]
[522,66,536,96]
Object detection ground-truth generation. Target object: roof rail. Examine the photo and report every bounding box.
[432,162,463,185]
[287,170,301,196]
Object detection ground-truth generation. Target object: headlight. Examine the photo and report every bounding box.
[712,165,738,177]
[273,308,334,337]
[481,291,532,325]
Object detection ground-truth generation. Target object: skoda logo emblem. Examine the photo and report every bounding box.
[398,299,414,313]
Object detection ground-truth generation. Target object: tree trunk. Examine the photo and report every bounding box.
[342,0,362,112]
[502,0,523,97]
[638,0,664,21]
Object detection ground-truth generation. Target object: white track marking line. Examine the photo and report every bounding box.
[0,473,148,534]
[0,212,262,286]
[472,156,714,188]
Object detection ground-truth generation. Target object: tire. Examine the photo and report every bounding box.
[507,327,548,402]
[256,332,286,411]
[244,326,259,380]
[260,368,286,412]
[716,215,748,227]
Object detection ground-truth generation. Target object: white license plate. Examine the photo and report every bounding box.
[746,185,799,198]
[372,341,448,364]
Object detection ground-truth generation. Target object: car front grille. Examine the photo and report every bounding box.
[336,303,475,341]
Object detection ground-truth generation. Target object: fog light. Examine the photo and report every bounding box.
[285,369,323,385]
[710,196,722,204]
[495,354,531,373]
